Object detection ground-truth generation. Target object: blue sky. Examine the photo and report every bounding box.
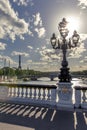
[0,0,87,72]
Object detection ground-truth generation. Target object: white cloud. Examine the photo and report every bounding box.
[77,0,87,9]
[25,59,51,71]
[33,12,42,26]
[35,27,46,38]
[68,41,86,58]
[33,12,46,38]
[0,42,6,50]
[46,39,50,44]
[13,0,34,6]
[25,60,59,72]
[27,45,33,49]
[40,47,61,62]
[0,55,17,65]
[35,47,40,53]
[27,61,48,65]
[27,59,32,63]
[40,37,86,63]
[80,33,87,41]
[0,0,30,42]
[66,33,87,59]
[11,51,29,57]
[0,55,3,60]
[28,30,34,36]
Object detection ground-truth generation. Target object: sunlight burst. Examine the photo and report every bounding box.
[67,17,80,36]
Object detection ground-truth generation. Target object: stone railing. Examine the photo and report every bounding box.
[0,83,57,107]
[0,83,87,110]
[74,85,87,109]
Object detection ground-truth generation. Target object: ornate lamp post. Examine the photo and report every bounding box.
[50,18,80,82]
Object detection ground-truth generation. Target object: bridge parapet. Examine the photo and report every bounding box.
[0,83,57,107]
[0,83,87,111]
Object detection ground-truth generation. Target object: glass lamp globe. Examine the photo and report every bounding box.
[58,18,69,38]
[72,30,80,46]
[50,33,57,47]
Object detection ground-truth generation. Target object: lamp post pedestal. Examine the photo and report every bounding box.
[59,67,71,82]
[57,82,73,108]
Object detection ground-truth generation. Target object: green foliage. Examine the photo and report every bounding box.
[0,67,87,78]
[0,69,3,76]
[1,67,15,76]
[0,67,43,77]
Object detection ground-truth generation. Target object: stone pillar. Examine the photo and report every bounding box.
[0,86,8,100]
[57,82,73,108]
[74,88,81,108]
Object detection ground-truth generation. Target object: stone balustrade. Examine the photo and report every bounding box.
[0,83,87,110]
[0,83,57,107]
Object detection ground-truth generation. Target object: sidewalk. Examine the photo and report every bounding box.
[0,103,87,130]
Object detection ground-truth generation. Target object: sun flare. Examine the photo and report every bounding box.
[67,17,80,36]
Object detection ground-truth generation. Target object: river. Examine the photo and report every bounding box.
[16,77,87,86]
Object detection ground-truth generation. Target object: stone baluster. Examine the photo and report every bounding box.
[32,88,35,99]
[29,88,33,98]
[47,88,51,101]
[37,87,40,99]
[40,88,42,99]
[41,88,43,99]
[14,87,17,97]
[23,87,26,98]
[43,88,46,100]
[21,87,24,98]
[82,90,86,103]
[38,88,41,100]
[12,87,15,97]
[27,88,30,98]
[46,88,48,99]
[82,90,87,109]
[36,88,39,99]
[8,87,12,97]
[17,87,20,97]
[25,87,28,98]
[34,87,37,99]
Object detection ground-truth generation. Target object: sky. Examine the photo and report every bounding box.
[0,0,87,72]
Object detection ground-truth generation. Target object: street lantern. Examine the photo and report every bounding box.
[50,18,80,82]
[72,30,80,47]
[50,33,57,48]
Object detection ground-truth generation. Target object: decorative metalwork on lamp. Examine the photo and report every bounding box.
[50,18,80,82]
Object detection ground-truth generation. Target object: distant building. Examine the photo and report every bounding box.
[18,55,22,70]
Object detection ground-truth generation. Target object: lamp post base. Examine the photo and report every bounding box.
[57,82,73,108]
[59,67,71,82]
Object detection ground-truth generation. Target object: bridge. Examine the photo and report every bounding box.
[0,80,87,130]
[18,73,58,81]
[18,74,86,81]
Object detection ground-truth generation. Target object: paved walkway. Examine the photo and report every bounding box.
[0,103,87,130]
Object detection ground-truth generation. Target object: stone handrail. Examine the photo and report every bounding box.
[0,83,87,110]
[0,83,57,107]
